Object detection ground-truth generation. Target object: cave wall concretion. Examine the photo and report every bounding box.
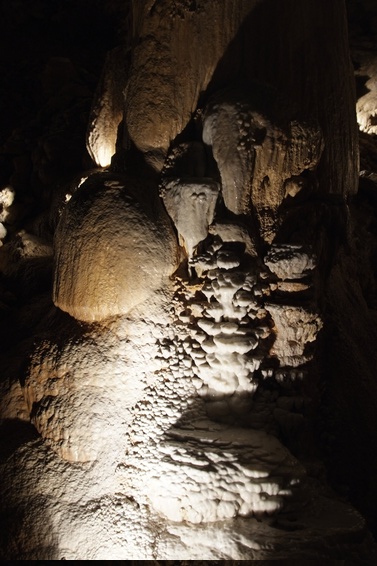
[1,0,377,560]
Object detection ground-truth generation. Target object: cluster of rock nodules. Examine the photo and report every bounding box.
[116,272,306,526]
[186,240,321,405]
[188,242,270,401]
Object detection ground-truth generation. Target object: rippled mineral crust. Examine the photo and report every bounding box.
[53,172,179,322]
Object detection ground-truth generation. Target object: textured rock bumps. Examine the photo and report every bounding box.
[2,0,376,560]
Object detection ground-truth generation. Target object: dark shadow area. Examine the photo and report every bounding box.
[355,74,371,99]
[204,0,358,198]
[0,419,39,461]
[0,489,60,559]
[0,416,60,559]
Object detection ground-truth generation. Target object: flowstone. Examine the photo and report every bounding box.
[16,108,373,560]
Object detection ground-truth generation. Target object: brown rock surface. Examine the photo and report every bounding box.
[53,172,179,322]
[124,0,259,169]
[86,46,130,167]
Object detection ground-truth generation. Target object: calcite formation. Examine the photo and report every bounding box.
[184,240,268,399]
[265,303,322,367]
[1,0,377,562]
[354,50,377,136]
[0,186,15,244]
[203,90,324,242]
[264,244,316,280]
[161,178,219,259]
[125,0,260,169]
[23,305,169,462]
[146,426,305,523]
[53,172,179,322]
[86,46,130,167]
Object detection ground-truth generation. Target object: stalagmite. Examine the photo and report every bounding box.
[53,172,179,322]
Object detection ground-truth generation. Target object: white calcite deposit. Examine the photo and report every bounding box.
[146,425,305,523]
[161,178,219,258]
[354,51,377,136]
[266,303,323,367]
[0,186,15,244]
[265,244,316,280]
[0,187,15,241]
[263,243,322,367]
[182,237,270,400]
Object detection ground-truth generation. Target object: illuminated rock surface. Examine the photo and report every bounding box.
[161,178,219,259]
[355,54,377,136]
[86,46,129,167]
[53,172,179,322]
[1,0,377,561]
[125,0,260,169]
[203,91,324,242]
